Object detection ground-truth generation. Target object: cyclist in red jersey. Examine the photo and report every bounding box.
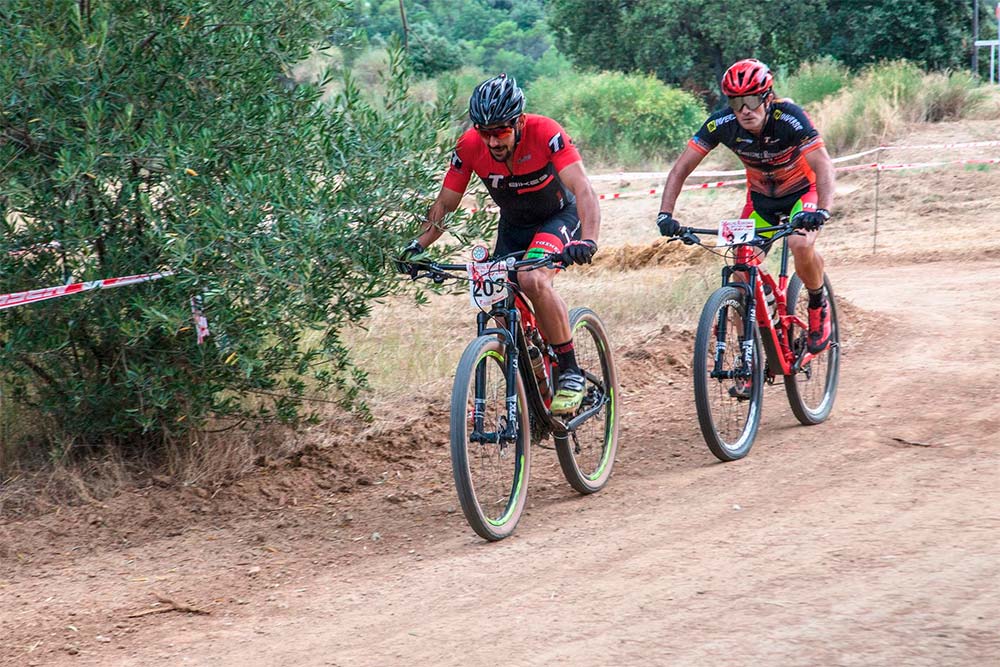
[396,74,602,414]
[655,59,836,354]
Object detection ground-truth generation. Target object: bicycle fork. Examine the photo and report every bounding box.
[712,286,756,382]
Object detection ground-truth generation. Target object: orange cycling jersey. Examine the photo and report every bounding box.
[443,114,582,227]
[689,100,824,198]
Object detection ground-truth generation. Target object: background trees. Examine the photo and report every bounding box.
[546,0,978,100]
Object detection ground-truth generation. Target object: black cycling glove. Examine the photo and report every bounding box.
[394,240,425,277]
[562,239,598,265]
[656,211,680,237]
[791,209,830,232]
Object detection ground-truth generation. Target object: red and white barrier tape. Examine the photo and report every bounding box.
[0,271,173,311]
[0,270,215,346]
[589,139,1000,182]
[587,156,999,200]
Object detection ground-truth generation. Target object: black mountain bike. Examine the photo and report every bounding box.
[410,247,619,541]
[669,217,840,461]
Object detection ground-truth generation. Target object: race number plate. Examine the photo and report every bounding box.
[717,218,756,246]
[468,262,508,308]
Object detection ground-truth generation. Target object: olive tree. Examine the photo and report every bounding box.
[0,0,459,454]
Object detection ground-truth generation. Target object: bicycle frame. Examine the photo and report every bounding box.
[708,225,820,381]
[414,253,610,445]
[473,289,607,442]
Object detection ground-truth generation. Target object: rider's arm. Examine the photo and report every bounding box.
[658,145,709,214]
[416,186,464,249]
[805,146,835,213]
[558,161,601,243]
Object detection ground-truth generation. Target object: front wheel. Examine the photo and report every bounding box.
[693,286,764,461]
[784,273,840,425]
[553,308,620,494]
[450,335,530,541]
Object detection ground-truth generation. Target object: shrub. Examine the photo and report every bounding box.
[781,58,851,107]
[0,1,464,455]
[527,72,705,165]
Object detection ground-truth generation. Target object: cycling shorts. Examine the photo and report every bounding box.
[740,184,817,237]
[493,204,581,261]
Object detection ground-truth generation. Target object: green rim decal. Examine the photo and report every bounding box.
[480,350,504,364]
[586,385,615,480]
[485,454,525,526]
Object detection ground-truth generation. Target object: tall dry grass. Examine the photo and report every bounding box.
[809,61,996,154]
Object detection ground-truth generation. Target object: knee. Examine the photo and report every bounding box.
[518,271,550,298]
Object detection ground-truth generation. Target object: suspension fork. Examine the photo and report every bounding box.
[472,308,523,444]
[715,265,758,378]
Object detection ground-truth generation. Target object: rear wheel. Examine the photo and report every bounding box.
[784,273,840,425]
[553,308,620,494]
[693,286,764,461]
[450,336,530,541]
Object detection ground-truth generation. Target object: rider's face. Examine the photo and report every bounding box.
[477,116,522,162]
[732,92,771,134]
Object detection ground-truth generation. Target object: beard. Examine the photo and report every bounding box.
[489,145,511,162]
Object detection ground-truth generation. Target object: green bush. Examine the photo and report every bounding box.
[527,72,705,165]
[781,58,851,107]
[0,1,465,455]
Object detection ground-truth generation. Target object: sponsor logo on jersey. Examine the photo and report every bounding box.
[450,152,463,170]
[548,132,565,153]
[516,153,533,163]
[488,173,504,188]
[707,120,717,133]
[773,110,804,131]
[802,201,817,211]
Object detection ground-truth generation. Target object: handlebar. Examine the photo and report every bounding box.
[671,221,803,247]
[403,250,566,284]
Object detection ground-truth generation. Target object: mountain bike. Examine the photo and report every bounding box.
[669,217,840,461]
[408,247,619,541]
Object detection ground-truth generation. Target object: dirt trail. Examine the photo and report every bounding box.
[3,122,1000,666]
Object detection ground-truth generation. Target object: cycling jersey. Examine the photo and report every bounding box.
[443,114,582,228]
[689,100,824,198]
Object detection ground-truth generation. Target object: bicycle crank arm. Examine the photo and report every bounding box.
[562,391,610,432]
[792,341,838,373]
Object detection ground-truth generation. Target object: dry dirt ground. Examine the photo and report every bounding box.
[2,120,1000,666]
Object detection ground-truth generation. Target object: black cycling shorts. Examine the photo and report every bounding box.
[493,204,581,260]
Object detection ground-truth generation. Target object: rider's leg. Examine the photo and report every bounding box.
[786,194,831,353]
[518,267,572,350]
[519,212,585,414]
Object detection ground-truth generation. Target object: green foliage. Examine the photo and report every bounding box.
[527,72,705,164]
[781,58,851,107]
[550,0,825,100]
[0,1,458,452]
[548,0,975,103]
[360,0,568,84]
[822,0,971,71]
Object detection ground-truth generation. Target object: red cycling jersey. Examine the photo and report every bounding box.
[443,114,582,227]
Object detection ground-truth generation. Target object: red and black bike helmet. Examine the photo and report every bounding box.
[721,59,774,97]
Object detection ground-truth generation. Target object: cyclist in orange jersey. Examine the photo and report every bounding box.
[656,59,835,353]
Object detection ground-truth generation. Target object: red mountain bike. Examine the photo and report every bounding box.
[410,247,619,540]
[669,217,840,461]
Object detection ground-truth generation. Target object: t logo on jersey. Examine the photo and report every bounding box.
[450,152,463,170]
[488,173,504,188]
[548,132,565,153]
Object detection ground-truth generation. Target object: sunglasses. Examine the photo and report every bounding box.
[728,93,768,112]
[475,123,515,139]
